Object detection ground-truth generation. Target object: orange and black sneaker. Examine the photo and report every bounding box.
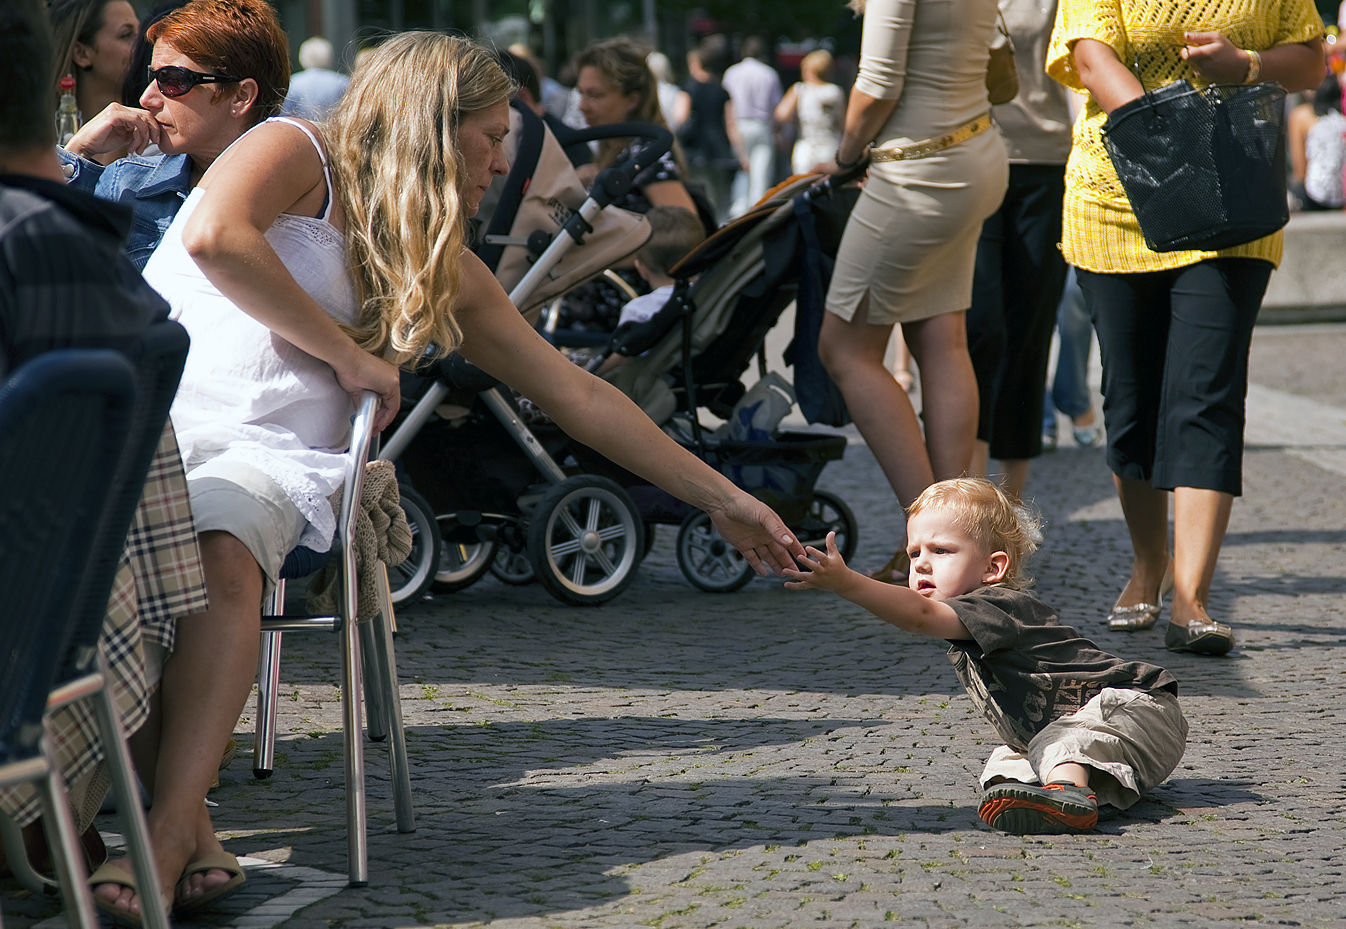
[978,781,1099,834]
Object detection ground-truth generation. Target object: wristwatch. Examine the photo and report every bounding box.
[1243,49,1262,84]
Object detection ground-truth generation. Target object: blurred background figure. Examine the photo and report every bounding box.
[723,35,782,215]
[1041,267,1103,451]
[509,43,570,120]
[648,50,689,131]
[497,50,591,167]
[119,1,190,110]
[557,36,702,334]
[281,35,348,120]
[1287,72,1345,211]
[49,0,141,163]
[775,48,844,176]
[675,39,745,226]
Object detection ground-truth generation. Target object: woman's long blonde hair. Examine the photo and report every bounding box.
[323,32,515,364]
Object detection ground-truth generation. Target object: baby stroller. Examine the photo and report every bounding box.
[559,168,867,592]
[381,109,865,603]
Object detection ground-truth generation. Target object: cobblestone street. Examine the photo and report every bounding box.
[5,324,1345,929]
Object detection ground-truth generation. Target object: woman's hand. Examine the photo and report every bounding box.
[782,531,855,592]
[1181,32,1255,84]
[331,348,402,433]
[65,103,160,159]
[706,493,806,577]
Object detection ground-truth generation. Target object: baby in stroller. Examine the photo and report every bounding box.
[595,206,705,376]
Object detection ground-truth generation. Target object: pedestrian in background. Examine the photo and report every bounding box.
[675,40,746,226]
[1041,267,1103,451]
[966,0,1073,500]
[815,0,1008,584]
[647,50,689,132]
[775,48,844,177]
[281,36,349,120]
[49,0,141,162]
[723,35,782,215]
[1047,0,1324,655]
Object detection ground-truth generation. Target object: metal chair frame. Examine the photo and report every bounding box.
[0,350,154,929]
[251,391,415,886]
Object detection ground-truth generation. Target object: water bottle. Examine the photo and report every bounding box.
[56,75,82,146]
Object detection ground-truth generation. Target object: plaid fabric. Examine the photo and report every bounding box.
[0,427,207,827]
[125,424,210,652]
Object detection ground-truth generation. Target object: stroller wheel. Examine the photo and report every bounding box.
[526,475,644,606]
[676,511,755,593]
[490,545,536,586]
[797,490,859,562]
[389,484,442,605]
[431,518,497,594]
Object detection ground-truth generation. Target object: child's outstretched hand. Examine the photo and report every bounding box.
[782,531,855,592]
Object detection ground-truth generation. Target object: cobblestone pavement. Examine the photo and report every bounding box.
[5,326,1345,929]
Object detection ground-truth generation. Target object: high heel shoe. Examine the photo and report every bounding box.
[869,547,911,584]
[1105,561,1175,631]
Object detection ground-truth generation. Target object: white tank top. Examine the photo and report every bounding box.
[144,117,360,551]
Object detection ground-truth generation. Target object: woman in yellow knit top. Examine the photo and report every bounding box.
[1047,1,1324,656]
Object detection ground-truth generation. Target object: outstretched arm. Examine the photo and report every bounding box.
[453,253,806,577]
[783,532,972,640]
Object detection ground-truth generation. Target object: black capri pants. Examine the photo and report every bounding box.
[1076,258,1273,497]
[967,164,1069,460]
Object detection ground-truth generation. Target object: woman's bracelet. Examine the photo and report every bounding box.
[1242,49,1262,84]
[834,147,866,171]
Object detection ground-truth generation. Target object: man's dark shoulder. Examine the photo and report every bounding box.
[2,175,167,373]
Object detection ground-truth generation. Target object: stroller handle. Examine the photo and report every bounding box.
[565,122,675,209]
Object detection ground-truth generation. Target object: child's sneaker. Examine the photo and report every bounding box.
[978,781,1099,834]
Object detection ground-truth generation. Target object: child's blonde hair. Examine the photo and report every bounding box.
[906,478,1043,590]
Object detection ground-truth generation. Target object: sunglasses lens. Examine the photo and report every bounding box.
[152,67,192,96]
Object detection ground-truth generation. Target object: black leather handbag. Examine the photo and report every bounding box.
[1101,79,1288,253]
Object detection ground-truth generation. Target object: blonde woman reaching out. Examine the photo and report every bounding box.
[99,32,805,921]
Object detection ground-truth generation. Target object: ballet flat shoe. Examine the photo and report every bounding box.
[1165,618,1235,655]
[1105,562,1175,631]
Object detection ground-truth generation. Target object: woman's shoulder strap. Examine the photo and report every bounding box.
[266,116,335,220]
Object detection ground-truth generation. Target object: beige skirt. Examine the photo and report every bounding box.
[826,127,1008,326]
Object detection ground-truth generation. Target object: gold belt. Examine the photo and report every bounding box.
[869,113,993,163]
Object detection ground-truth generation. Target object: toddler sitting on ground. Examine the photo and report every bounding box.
[784,477,1189,834]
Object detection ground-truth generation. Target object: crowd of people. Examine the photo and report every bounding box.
[0,0,1337,920]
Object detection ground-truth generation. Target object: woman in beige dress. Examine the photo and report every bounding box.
[817,0,1009,579]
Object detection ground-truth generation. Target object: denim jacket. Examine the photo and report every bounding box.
[58,149,193,270]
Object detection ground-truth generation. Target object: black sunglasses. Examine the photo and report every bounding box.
[148,65,242,97]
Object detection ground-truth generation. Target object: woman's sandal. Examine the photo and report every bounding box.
[89,860,169,929]
[869,547,911,584]
[173,850,247,917]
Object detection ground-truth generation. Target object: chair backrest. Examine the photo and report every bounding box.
[0,350,137,764]
[61,319,189,679]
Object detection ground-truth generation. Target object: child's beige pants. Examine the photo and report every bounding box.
[978,687,1188,810]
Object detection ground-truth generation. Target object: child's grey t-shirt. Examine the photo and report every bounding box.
[944,586,1178,752]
